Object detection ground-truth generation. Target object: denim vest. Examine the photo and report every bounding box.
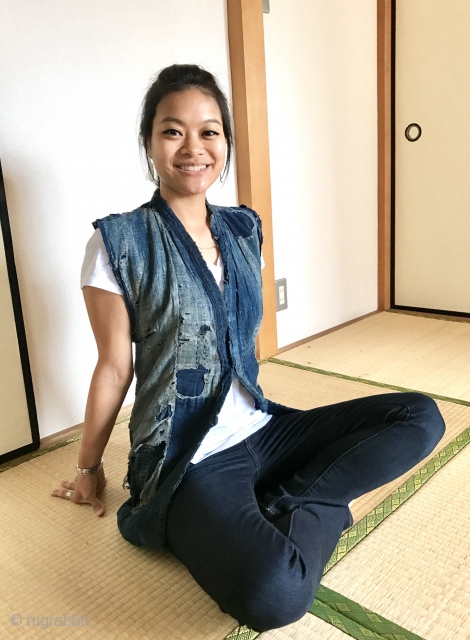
[92,189,296,550]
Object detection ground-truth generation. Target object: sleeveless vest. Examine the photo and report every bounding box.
[92,189,296,550]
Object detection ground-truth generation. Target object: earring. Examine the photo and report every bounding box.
[147,156,158,184]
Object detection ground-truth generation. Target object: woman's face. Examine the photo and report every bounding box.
[147,88,226,199]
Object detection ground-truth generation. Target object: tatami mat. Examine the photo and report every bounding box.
[321,441,470,640]
[2,360,469,639]
[279,311,470,402]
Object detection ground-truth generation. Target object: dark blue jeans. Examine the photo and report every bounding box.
[165,391,445,632]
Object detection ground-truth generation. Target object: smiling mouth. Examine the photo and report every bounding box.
[176,164,209,172]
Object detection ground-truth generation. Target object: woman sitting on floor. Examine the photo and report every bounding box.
[51,63,446,633]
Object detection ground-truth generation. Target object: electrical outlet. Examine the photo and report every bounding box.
[275,278,288,311]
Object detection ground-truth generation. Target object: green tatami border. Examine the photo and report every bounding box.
[268,357,470,408]
[309,585,425,640]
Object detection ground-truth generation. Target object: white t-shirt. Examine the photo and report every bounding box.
[80,228,272,464]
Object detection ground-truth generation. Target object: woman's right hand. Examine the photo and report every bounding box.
[50,465,107,516]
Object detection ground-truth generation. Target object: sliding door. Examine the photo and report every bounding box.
[394,0,470,315]
[0,161,39,463]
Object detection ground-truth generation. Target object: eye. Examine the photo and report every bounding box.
[162,128,182,136]
[202,130,220,137]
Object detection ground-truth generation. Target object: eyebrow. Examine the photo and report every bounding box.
[160,116,222,126]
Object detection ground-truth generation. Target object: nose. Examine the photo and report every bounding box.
[180,133,204,157]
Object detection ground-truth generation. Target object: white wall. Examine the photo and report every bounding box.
[264,0,378,348]
[0,0,237,439]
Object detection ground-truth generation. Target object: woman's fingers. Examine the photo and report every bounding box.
[89,495,106,517]
[50,479,75,498]
[50,488,78,503]
[49,475,105,515]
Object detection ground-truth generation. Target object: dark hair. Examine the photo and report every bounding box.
[139,64,233,185]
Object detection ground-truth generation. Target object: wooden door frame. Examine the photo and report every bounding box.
[378,0,393,311]
[227,0,394,359]
[226,0,278,360]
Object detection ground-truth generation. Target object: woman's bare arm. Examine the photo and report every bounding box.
[77,286,134,468]
[51,286,134,514]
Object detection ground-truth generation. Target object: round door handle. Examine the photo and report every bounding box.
[405,123,422,142]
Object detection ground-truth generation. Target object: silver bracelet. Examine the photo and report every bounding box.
[76,458,103,475]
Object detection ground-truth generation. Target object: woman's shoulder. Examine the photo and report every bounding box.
[92,201,155,232]
[212,203,262,239]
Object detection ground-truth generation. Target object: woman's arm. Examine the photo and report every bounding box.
[78,286,134,467]
[51,286,134,515]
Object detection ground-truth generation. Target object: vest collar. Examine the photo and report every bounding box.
[149,189,231,370]
[149,188,227,282]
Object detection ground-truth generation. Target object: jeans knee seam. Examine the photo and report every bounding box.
[280,401,412,455]
[298,418,408,498]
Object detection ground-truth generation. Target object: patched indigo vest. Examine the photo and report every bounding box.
[92,189,296,550]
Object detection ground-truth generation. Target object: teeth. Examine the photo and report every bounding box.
[178,165,207,172]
